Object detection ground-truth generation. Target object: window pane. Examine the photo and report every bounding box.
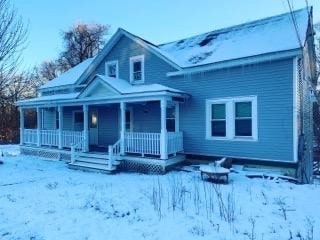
[74,112,83,123]
[235,119,252,136]
[108,64,116,78]
[166,107,175,118]
[167,119,175,132]
[133,61,141,72]
[235,102,252,118]
[211,120,226,137]
[211,104,225,119]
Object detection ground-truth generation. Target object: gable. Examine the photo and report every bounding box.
[78,30,179,86]
[78,77,120,99]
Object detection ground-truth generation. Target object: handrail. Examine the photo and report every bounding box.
[108,139,121,170]
[70,137,85,164]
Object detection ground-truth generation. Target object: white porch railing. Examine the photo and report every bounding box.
[167,132,183,155]
[124,131,183,157]
[41,130,59,146]
[124,132,161,156]
[23,129,84,150]
[61,130,84,148]
[23,129,38,145]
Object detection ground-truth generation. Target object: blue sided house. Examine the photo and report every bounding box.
[16,8,317,179]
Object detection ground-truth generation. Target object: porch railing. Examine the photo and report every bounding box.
[23,129,84,149]
[23,129,38,145]
[61,130,84,148]
[167,132,183,155]
[41,130,59,146]
[124,132,161,156]
[124,131,183,157]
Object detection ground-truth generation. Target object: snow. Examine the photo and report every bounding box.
[158,8,309,68]
[39,58,94,89]
[97,75,185,94]
[1,145,320,240]
[17,92,80,104]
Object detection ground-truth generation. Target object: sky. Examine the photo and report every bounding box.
[14,0,320,70]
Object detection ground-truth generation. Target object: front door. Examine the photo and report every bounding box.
[89,110,98,145]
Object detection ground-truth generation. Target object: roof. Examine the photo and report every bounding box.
[157,8,310,68]
[95,75,184,94]
[17,75,187,106]
[39,58,94,89]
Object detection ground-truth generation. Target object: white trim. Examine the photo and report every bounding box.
[118,105,133,133]
[130,55,145,84]
[105,60,119,78]
[167,49,302,77]
[205,96,258,141]
[293,57,298,162]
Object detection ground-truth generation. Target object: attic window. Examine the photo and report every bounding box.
[105,60,118,78]
[198,33,218,47]
[130,55,144,84]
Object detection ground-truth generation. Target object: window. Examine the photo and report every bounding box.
[105,60,118,78]
[235,102,252,137]
[56,110,59,129]
[125,110,132,131]
[130,55,144,83]
[166,107,175,132]
[74,112,84,123]
[206,96,257,141]
[211,104,226,137]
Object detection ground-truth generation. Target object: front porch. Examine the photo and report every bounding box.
[19,101,185,173]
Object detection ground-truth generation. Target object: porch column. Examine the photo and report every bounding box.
[83,105,89,152]
[19,108,24,145]
[160,98,168,160]
[36,107,41,147]
[175,102,180,132]
[58,106,63,149]
[120,102,126,155]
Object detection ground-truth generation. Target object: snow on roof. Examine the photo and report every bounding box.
[158,8,310,68]
[39,58,94,89]
[17,92,80,104]
[96,75,185,94]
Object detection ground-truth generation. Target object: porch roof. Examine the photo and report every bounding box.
[16,75,189,107]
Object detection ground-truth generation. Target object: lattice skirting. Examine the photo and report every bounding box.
[20,146,71,161]
[120,160,165,174]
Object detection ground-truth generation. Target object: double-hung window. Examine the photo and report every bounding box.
[105,60,118,78]
[130,55,144,84]
[206,96,257,140]
[210,103,226,137]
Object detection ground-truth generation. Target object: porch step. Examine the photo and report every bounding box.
[68,161,117,173]
[77,156,121,166]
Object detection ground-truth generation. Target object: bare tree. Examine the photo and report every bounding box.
[58,23,109,71]
[0,0,27,98]
[32,60,61,83]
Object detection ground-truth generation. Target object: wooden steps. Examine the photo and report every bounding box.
[68,152,121,174]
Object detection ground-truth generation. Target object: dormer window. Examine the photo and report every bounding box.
[130,55,144,84]
[105,60,118,78]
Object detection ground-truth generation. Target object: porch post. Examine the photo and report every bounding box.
[58,106,63,149]
[36,107,41,147]
[160,98,168,160]
[120,102,126,155]
[83,105,89,152]
[175,102,179,132]
[19,107,24,145]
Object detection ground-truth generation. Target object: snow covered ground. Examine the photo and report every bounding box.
[0,145,319,240]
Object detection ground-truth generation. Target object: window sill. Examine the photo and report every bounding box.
[206,136,258,142]
[131,80,144,85]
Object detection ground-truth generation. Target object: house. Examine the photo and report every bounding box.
[16,8,317,180]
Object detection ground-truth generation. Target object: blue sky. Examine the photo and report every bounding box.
[14,0,320,70]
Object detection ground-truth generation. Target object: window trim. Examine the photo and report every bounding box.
[129,55,145,84]
[206,96,258,141]
[105,60,119,78]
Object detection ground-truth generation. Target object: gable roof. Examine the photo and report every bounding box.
[80,75,185,97]
[158,8,310,68]
[39,58,94,89]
